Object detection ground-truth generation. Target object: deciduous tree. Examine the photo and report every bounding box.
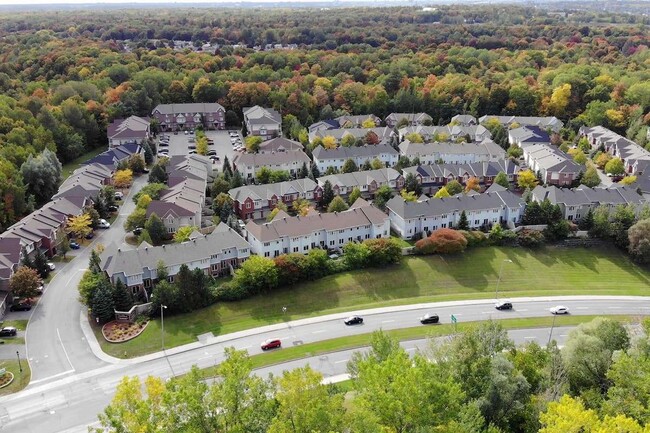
[9,266,41,299]
[327,195,349,213]
[113,169,133,188]
[517,169,538,190]
[67,213,93,239]
[173,226,199,243]
[145,213,166,245]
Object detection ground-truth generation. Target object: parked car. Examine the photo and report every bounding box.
[207,150,217,156]
[189,150,197,155]
[47,262,56,271]
[107,205,118,212]
[188,144,196,149]
[550,305,569,315]
[158,142,169,147]
[85,232,94,239]
[495,301,513,310]
[209,156,220,162]
[69,241,80,250]
[0,327,17,337]
[133,227,143,235]
[36,283,44,294]
[10,302,31,312]
[261,338,281,350]
[419,313,439,324]
[344,316,364,325]
[114,191,124,200]
[98,219,110,229]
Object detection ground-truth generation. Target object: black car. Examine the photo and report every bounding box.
[85,232,94,239]
[0,327,17,337]
[107,205,118,212]
[495,301,513,310]
[10,302,31,312]
[133,227,143,236]
[344,316,363,325]
[419,313,439,324]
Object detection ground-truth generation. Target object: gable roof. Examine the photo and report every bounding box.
[258,137,304,153]
[243,106,282,125]
[233,150,311,167]
[532,185,646,207]
[229,178,319,202]
[399,139,505,158]
[152,103,225,115]
[317,168,402,189]
[107,116,150,140]
[312,144,398,160]
[403,160,519,181]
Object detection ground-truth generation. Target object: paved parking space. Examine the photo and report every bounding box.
[156,129,242,170]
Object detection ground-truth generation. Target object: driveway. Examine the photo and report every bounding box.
[157,129,240,171]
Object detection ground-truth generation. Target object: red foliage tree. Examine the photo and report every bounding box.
[416,228,468,255]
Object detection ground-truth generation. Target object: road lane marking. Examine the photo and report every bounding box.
[57,328,75,372]
[575,307,589,310]
[381,320,395,323]
[524,336,537,339]
[481,312,493,314]
[312,330,327,334]
[560,334,568,337]
[334,359,348,364]
[517,309,528,312]
[608,306,622,309]
[29,369,75,385]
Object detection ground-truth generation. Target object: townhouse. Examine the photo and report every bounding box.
[385,112,433,128]
[402,160,519,195]
[232,150,311,181]
[509,126,551,148]
[398,125,492,143]
[531,185,647,222]
[152,103,226,131]
[317,168,404,198]
[479,115,564,133]
[308,119,340,134]
[522,144,582,186]
[243,198,390,257]
[107,116,150,147]
[451,114,478,126]
[146,155,211,233]
[309,126,394,145]
[84,143,143,169]
[0,237,22,292]
[243,106,282,139]
[386,188,526,239]
[580,126,650,174]
[312,144,399,173]
[100,223,251,298]
[399,139,506,165]
[335,114,381,128]
[229,179,322,220]
[258,137,304,154]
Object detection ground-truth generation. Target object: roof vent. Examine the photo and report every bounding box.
[117,248,121,252]
[162,245,165,249]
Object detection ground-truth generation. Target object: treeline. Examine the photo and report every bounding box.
[94,317,650,433]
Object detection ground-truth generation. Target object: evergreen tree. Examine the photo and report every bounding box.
[578,208,594,231]
[341,158,358,173]
[361,160,372,171]
[21,247,34,269]
[112,280,133,311]
[404,172,422,196]
[320,180,334,208]
[458,210,470,230]
[91,282,115,324]
[89,250,102,274]
[299,162,309,179]
[229,170,244,189]
[145,213,167,245]
[148,164,167,184]
[33,247,50,279]
[142,142,154,165]
[222,156,233,178]
[311,163,321,179]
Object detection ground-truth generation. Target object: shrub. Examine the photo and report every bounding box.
[416,228,468,255]
[517,229,545,248]
[214,282,249,301]
[365,238,403,266]
[459,230,487,247]
[414,237,437,254]
[489,224,517,246]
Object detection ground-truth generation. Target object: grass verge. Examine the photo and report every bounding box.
[97,246,650,358]
[0,320,28,330]
[61,147,107,179]
[0,337,25,345]
[197,314,636,379]
[0,360,31,396]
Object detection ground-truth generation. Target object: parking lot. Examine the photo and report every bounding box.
[156,129,242,167]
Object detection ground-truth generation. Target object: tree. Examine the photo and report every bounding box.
[373,185,394,211]
[145,213,166,245]
[91,281,115,323]
[298,162,309,179]
[320,180,334,208]
[400,189,418,202]
[517,169,538,190]
[573,150,587,165]
[327,195,349,213]
[173,226,199,243]
[67,213,93,239]
[458,210,470,230]
[322,136,337,149]
[341,158,358,173]
[404,132,424,143]
[548,83,572,117]
[507,145,523,159]
[229,170,244,189]
[245,135,262,153]
[112,280,132,312]
[59,236,71,259]
[269,367,345,433]
[212,193,234,222]
[416,228,468,254]
[404,172,422,196]
[605,157,625,175]
[232,255,278,296]
[347,187,361,205]
[465,177,480,193]
[446,180,463,195]
[222,155,233,178]
[434,187,450,198]
[340,134,356,147]
[113,169,133,188]
[292,198,311,216]
[370,158,384,170]
[494,171,509,189]
[124,207,147,232]
[78,270,106,306]
[343,242,371,269]
[620,175,637,186]
[136,194,152,209]
[31,247,50,279]
[211,175,230,198]
[89,249,102,274]
[133,183,166,203]
[20,148,62,206]
[9,266,41,299]
[127,154,145,173]
[196,134,208,156]
[595,152,612,168]
[581,166,601,187]
[141,142,154,165]
[628,219,650,264]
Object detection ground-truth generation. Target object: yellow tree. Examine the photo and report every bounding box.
[404,133,424,143]
[517,169,538,190]
[400,189,418,202]
[619,176,637,186]
[465,177,480,192]
[361,118,376,128]
[595,152,612,169]
[292,198,311,216]
[137,194,152,209]
[196,135,208,155]
[67,213,93,239]
[434,187,450,198]
[114,169,133,188]
[548,83,572,117]
[322,136,337,150]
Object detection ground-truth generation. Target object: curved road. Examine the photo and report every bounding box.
[2,296,649,432]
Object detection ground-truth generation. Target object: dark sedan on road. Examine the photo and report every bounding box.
[344,316,364,325]
[495,301,513,310]
[0,327,17,337]
[10,302,31,312]
[419,313,439,324]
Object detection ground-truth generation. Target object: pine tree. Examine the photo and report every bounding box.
[33,248,50,279]
[229,170,244,189]
[222,156,233,177]
[404,172,422,196]
[299,162,309,179]
[112,280,133,311]
[457,210,470,230]
[91,282,115,324]
[21,247,34,269]
[320,180,334,208]
[311,163,320,179]
[578,208,594,231]
[142,142,154,165]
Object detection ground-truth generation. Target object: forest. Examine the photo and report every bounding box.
[0,4,648,231]
[95,318,650,433]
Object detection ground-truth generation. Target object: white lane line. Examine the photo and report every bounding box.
[406,347,417,351]
[559,334,568,337]
[524,336,537,339]
[381,320,395,323]
[57,328,75,372]
[334,359,348,364]
[29,369,75,385]
[575,307,589,310]
[237,345,251,350]
[481,312,493,314]
[452,313,463,316]
[608,306,622,309]
[517,309,528,312]
[312,330,327,334]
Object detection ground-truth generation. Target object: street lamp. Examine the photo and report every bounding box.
[495,259,513,301]
[16,351,22,373]
[160,304,167,351]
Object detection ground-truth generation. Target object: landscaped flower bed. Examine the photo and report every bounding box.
[0,371,14,389]
[102,320,149,343]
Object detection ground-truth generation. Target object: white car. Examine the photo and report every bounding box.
[550,305,569,315]
[46,262,56,271]
[98,219,110,229]
[114,191,124,200]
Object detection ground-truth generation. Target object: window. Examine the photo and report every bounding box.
[303,245,308,251]
[264,251,270,257]
[329,240,335,246]
[293,247,299,252]
[264,242,270,246]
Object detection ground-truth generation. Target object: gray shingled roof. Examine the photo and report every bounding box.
[532,185,646,207]
[229,178,318,202]
[312,144,398,160]
[399,139,505,157]
[317,168,401,189]
[153,103,224,115]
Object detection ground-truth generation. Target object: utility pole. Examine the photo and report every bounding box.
[495,259,513,301]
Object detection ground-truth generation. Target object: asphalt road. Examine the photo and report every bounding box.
[22,174,149,386]
[1,325,577,433]
[2,296,649,433]
[160,129,239,164]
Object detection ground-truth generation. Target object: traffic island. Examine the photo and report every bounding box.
[102,320,149,343]
[0,370,14,388]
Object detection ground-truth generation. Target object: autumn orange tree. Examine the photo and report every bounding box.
[415,228,468,255]
[9,266,41,299]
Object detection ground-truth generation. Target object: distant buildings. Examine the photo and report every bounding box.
[152,103,226,131]
[232,150,311,181]
[385,112,433,128]
[107,116,150,148]
[243,106,282,139]
[399,139,505,165]
[317,168,404,198]
[479,115,564,133]
[312,144,399,173]
[230,179,322,220]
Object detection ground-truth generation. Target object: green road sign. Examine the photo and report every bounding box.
[451,314,457,324]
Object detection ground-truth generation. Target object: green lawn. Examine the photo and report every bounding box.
[61,147,106,179]
[98,246,650,358]
[197,314,636,379]
[0,320,28,330]
[0,360,31,396]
